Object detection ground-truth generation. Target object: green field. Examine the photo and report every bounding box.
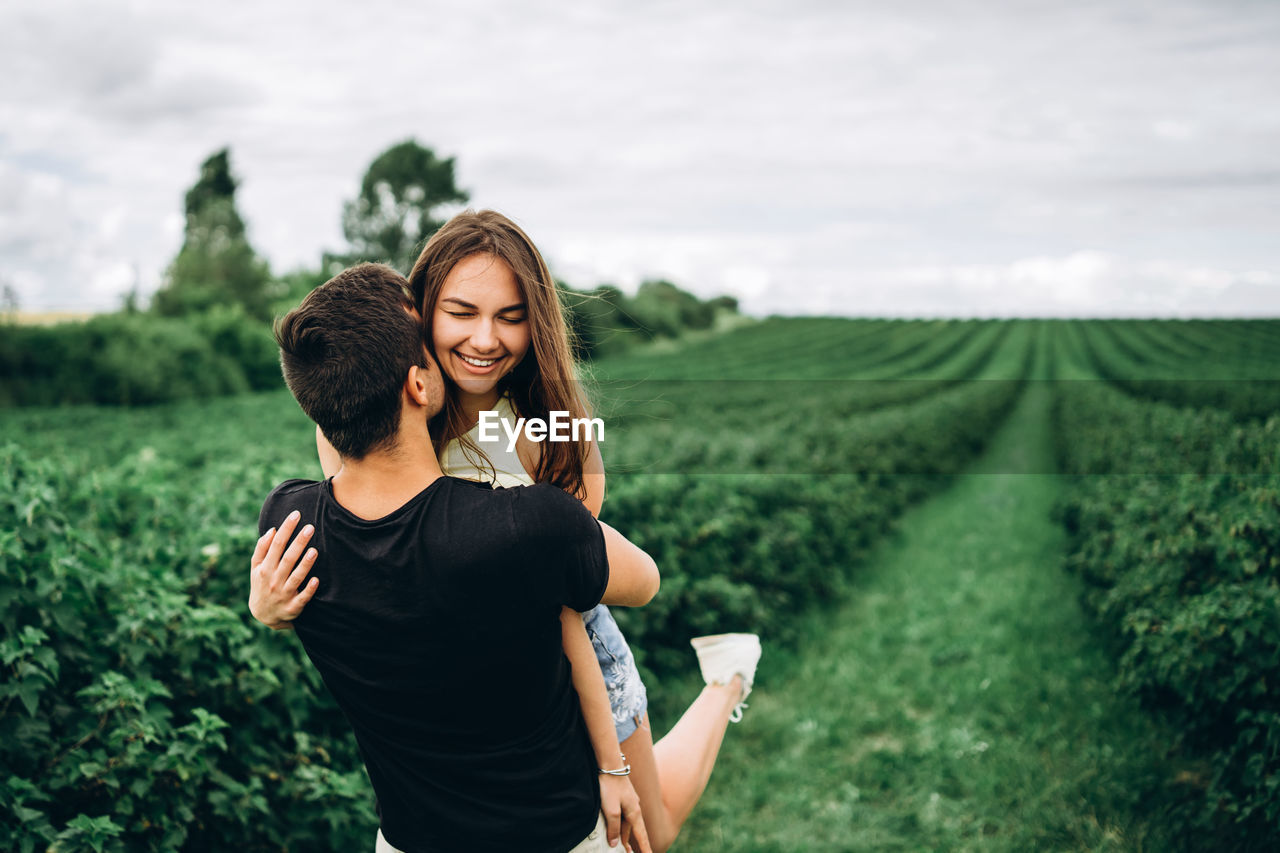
[3,318,1279,851]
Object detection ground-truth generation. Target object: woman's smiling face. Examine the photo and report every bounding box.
[431,253,531,402]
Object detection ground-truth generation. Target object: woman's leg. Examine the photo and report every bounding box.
[621,677,742,853]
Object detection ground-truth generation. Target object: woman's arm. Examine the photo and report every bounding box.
[562,607,622,765]
[316,425,342,479]
[574,440,658,604]
[561,607,648,851]
[599,520,660,606]
[531,439,645,847]
[581,440,606,518]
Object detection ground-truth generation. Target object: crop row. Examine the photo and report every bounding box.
[1072,319,1280,421]
[597,320,1017,468]
[598,316,1002,380]
[1051,370,1280,848]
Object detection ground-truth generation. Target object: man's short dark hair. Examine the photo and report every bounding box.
[274,263,427,459]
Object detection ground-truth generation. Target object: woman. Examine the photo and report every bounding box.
[269,210,760,852]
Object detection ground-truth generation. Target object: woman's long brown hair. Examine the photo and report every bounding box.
[407,209,593,499]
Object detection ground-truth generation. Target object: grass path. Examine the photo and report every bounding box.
[669,332,1180,851]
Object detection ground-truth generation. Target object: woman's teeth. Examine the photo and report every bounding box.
[459,354,497,367]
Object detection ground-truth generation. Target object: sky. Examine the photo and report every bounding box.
[2,0,1278,318]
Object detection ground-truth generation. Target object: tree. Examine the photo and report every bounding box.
[1,278,18,322]
[630,279,714,335]
[152,148,275,320]
[341,140,468,274]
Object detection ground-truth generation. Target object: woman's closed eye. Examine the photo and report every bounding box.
[444,311,524,323]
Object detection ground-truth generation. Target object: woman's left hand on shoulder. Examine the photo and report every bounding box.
[249,513,320,630]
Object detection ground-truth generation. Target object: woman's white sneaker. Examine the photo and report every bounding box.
[690,633,761,722]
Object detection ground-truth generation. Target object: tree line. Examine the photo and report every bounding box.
[0,142,738,406]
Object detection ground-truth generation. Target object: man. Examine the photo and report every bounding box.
[249,263,657,852]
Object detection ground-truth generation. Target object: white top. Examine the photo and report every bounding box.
[438,393,534,488]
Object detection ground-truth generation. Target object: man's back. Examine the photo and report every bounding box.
[258,475,609,853]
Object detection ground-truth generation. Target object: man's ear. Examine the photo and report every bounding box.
[404,365,432,407]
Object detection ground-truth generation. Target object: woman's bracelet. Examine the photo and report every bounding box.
[599,752,630,776]
[598,764,631,776]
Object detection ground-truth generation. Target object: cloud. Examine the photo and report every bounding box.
[824,252,1280,318]
[2,0,1279,318]
[0,2,255,126]
[0,164,71,257]
[1104,170,1280,189]
[0,159,160,311]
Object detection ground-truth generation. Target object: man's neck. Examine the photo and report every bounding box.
[330,432,444,521]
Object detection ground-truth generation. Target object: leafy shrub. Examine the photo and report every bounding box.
[190,305,281,391]
[1053,380,1280,848]
[0,422,377,851]
[1,313,267,407]
[559,280,735,360]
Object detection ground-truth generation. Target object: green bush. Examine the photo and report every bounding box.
[1053,380,1280,848]
[560,280,735,360]
[0,312,279,407]
[0,436,374,852]
[190,306,281,392]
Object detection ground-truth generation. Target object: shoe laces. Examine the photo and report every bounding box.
[727,674,751,723]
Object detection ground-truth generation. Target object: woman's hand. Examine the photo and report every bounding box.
[249,511,319,630]
[599,773,650,853]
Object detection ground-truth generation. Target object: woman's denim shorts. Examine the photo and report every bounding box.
[582,604,649,743]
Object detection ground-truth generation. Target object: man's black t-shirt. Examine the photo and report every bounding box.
[257,475,609,853]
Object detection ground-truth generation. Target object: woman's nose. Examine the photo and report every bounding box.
[469,320,498,352]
